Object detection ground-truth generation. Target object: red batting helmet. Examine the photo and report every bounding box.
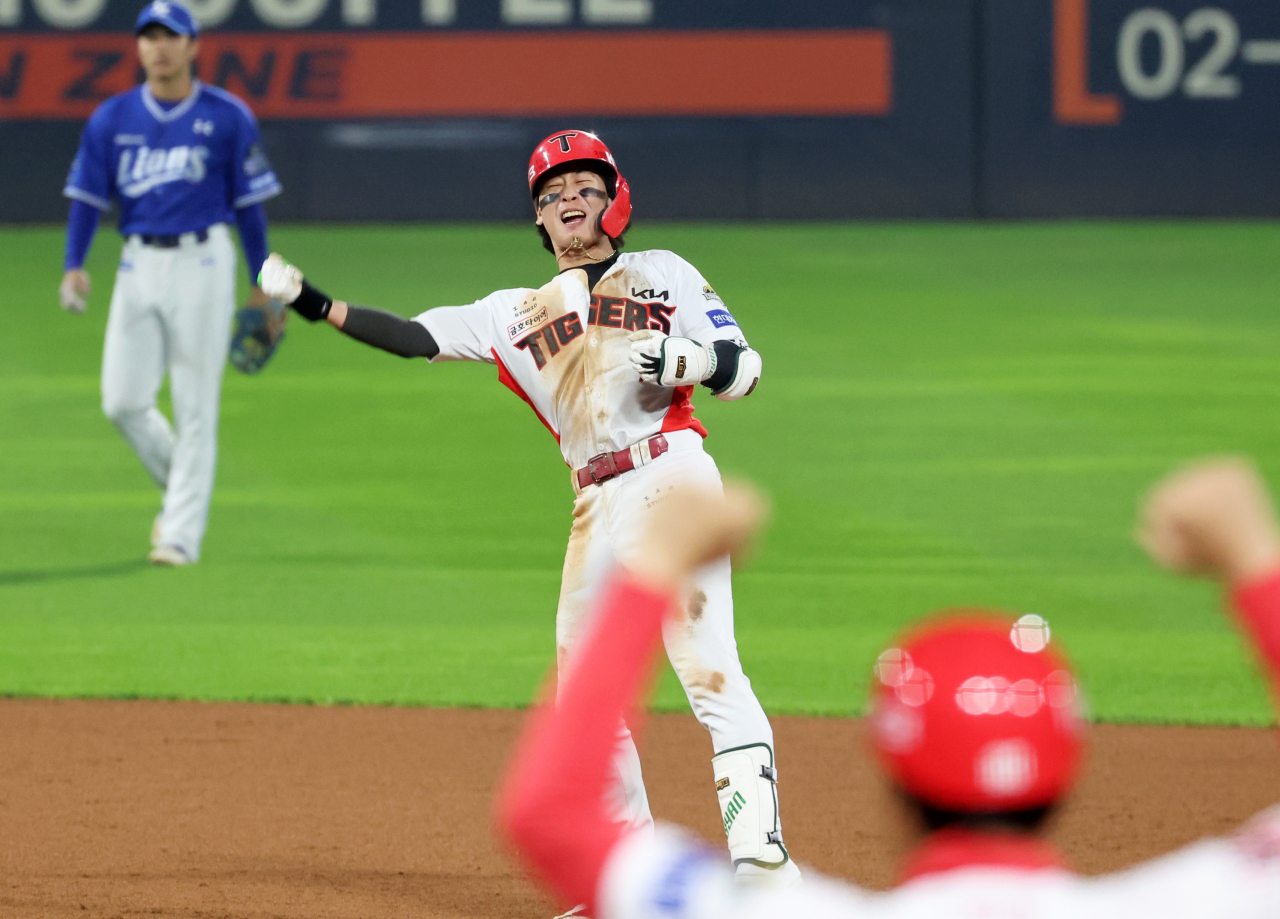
[528,130,632,239]
[868,613,1086,813]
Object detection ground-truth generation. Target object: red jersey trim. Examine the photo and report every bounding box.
[900,828,1068,883]
[660,385,708,438]
[495,574,675,914]
[494,349,561,446]
[1232,566,1280,682]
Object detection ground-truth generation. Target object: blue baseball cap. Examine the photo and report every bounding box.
[135,0,199,38]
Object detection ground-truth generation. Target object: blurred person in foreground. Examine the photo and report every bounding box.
[496,458,1280,919]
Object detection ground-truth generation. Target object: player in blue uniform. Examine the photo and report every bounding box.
[59,0,282,565]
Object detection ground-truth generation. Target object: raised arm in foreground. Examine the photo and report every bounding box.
[1139,456,1280,693]
[494,483,765,915]
[258,252,439,359]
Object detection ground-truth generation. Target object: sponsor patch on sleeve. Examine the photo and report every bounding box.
[706,309,737,329]
[243,142,272,177]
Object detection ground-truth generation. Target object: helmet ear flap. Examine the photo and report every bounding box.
[599,175,631,239]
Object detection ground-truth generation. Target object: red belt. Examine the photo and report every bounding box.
[576,435,669,489]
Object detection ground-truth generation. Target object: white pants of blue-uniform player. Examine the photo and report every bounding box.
[100,223,236,561]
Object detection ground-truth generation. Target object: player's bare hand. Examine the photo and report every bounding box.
[1137,457,1280,584]
[258,253,303,305]
[630,480,767,591]
[246,285,271,308]
[59,269,90,314]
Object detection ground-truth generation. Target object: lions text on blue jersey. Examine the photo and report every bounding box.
[64,79,281,235]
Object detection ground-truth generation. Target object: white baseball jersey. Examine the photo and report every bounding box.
[414,250,747,468]
[599,811,1280,919]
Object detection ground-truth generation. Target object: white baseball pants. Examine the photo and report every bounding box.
[100,224,236,561]
[556,429,776,831]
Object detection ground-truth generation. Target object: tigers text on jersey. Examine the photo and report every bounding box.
[416,250,748,469]
[64,80,281,236]
[600,815,1280,919]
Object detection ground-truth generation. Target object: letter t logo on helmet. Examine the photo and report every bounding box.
[528,130,632,239]
[548,132,578,153]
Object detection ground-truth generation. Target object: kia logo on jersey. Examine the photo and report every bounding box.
[116,144,209,198]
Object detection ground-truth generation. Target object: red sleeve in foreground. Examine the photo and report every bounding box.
[1231,567,1280,694]
[494,575,674,914]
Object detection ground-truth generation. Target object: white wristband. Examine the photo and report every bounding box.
[657,337,715,387]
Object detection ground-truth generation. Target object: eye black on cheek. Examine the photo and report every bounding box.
[581,188,606,199]
[538,192,561,209]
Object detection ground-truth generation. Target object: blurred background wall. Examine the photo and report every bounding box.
[1,0,1278,221]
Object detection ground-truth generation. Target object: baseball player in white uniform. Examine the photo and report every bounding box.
[59,0,281,566]
[495,459,1280,919]
[258,131,797,892]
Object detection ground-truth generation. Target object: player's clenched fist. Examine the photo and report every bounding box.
[630,480,767,592]
[1138,457,1280,583]
[257,253,301,303]
[628,330,716,386]
[59,269,90,314]
[258,253,332,322]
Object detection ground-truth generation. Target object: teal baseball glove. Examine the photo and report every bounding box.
[229,296,288,375]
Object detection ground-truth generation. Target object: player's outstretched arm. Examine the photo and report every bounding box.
[495,483,765,915]
[1138,457,1280,694]
[258,253,439,359]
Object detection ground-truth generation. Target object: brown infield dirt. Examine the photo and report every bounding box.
[0,699,1276,919]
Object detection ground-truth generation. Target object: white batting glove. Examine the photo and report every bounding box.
[59,270,89,314]
[628,330,664,381]
[628,330,716,386]
[257,253,303,304]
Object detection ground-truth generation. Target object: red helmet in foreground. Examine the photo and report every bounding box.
[869,613,1086,813]
[528,130,632,239]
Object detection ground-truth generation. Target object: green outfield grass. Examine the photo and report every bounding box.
[2,221,1279,724]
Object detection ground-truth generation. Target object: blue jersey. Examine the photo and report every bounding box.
[63,80,281,237]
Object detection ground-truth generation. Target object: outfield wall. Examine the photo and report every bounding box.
[2,0,1278,221]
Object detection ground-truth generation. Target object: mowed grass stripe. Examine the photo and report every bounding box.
[2,222,1278,723]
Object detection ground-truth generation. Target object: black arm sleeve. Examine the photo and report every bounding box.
[341,306,440,359]
[702,340,744,393]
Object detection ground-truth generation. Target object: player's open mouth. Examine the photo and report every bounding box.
[560,209,586,228]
